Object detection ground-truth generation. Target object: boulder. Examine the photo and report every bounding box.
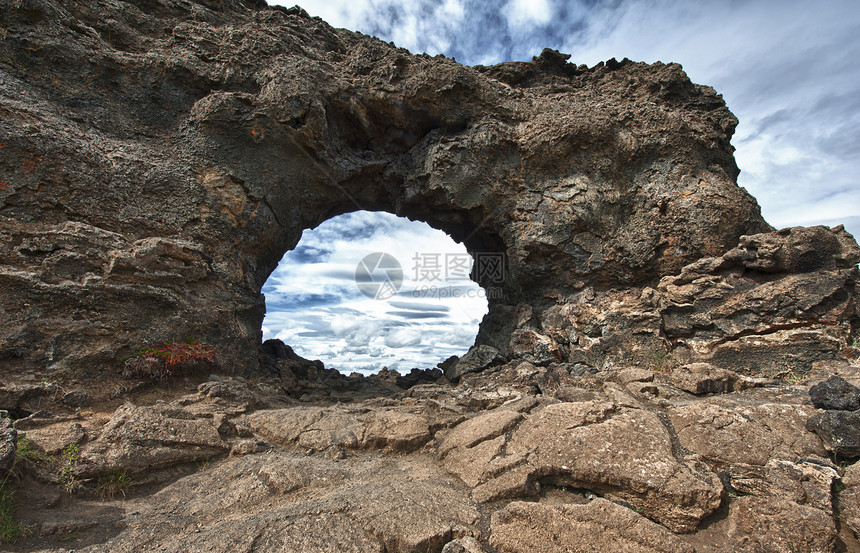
[446,346,506,382]
[442,400,723,533]
[79,452,481,553]
[806,410,860,459]
[809,375,860,410]
[245,405,434,453]
[669,363,758,395]
[442,536,488,553]
[728,459,837,511]
[79,403,228,477]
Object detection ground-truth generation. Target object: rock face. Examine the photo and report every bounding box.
[0,410,15,477]
[9,0,854,382]
[490,500,697,553]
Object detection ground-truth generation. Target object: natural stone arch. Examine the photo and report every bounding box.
[7,0,837,382]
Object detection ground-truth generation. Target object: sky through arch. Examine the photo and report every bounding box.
[261,211,490,374]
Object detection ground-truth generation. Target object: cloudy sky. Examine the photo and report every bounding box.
[264,0,860,374]
[262,211,490,374]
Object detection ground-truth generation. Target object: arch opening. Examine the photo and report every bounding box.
[261,211,493,375]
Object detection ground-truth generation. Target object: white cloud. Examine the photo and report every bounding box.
[385,328,423,348]
[504,0,553,28]
[331,314,385,347]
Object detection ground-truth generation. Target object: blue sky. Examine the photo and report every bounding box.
[264,0,860,373]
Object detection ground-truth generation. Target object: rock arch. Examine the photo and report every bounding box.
[1,0,855,381]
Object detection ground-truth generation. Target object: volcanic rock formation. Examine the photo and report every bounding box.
[2,3,860,550]
[6,0,853,383]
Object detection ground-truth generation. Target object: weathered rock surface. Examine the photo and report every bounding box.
[1,0,860,552]
[726,496,837,553]
[490,500,697,553]
[8,0,856,384]
[245,404,438,453]
[669,362,759,395]
[445,345,505,382]
[507,401,723,532]
[5,370,860,552]
[728,459,837,512]
[77,402,229,478]
[670,399,825,466]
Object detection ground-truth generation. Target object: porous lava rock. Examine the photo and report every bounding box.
[5,0,847,382]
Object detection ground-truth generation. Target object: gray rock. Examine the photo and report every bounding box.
[809,375,860,410]
[446,346,505,382]
[806,410,860,459]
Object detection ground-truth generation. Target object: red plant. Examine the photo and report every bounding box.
[125,339,217,381]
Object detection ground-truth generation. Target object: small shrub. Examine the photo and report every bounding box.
[778,369,805,385]
[124,338,218,381]
[97,469,132,499]
[57,443,82,494]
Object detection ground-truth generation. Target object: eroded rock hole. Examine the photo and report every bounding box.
[261,211,489,376]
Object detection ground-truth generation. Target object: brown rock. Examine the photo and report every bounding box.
[670,400,825,466]
[669,362,758,394]
[657,227,859,376]
[444,435,507,487]
[504,401,723,532]
[245,405,433,453]
[614,368,655,385]
[728,459,837,511]
[490,499,697,553]
[726,496,836,553]
[442,536,489,553]
[438,409,523,458]
[79,402,228,476]
[840,462,860,539]
[80,451,480,553]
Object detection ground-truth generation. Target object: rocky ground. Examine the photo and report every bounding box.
[3,355,860,553]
